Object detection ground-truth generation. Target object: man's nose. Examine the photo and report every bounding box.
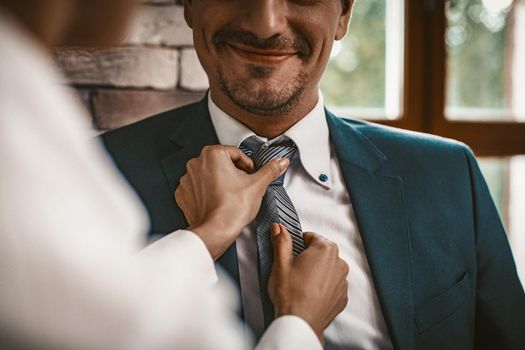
[241,0,287,39]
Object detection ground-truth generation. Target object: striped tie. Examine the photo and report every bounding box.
[240,137,305,331]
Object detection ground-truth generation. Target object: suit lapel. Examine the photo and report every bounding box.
[160,98,242,299]
[326,111,414,350]
[160,99,218,191]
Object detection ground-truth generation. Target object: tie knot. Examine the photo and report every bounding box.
[240,138,297,170]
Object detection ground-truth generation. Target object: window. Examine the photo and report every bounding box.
[479,156,525,281]
[321,0,525,282]
[446,0,524,121]
[322,0,404,119]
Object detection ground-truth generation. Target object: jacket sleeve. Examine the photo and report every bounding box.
[463,147,525,349]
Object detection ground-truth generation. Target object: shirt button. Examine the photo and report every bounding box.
[319,174,329,182]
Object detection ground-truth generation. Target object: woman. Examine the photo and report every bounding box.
[0,1,348,349]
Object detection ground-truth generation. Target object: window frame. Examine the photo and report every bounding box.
[373,0,525,157]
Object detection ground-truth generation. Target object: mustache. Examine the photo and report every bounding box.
[213,27,311,58]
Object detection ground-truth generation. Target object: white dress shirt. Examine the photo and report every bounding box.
[209,93,394,349]
[0,8,319,350]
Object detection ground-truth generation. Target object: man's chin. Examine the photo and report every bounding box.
[226,89,303,117]
[235,102,291,117]
[217,64,308,117]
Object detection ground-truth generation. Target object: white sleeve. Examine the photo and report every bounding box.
[129,229,249,350]
[138,229,219,286]
[256,316,323,350]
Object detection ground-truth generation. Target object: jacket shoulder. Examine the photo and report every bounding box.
[337,116,471,158]
[101,101,201,148]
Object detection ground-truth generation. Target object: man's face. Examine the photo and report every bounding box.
[184,0,352,117]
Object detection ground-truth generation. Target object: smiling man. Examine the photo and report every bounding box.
[193,0,343,136]
[102,0,525,349]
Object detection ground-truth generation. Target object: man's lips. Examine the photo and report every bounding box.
[227,43,298,64]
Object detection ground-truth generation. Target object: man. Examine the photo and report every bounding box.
[102,0,525,349]
[0,0,349,348]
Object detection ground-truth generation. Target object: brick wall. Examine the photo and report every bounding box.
[55,0,207,131]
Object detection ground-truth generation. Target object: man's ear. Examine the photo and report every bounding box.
[335,0,354,41]
[183,0,193,29]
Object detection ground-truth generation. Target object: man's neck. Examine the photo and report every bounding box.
[209,88,320,139]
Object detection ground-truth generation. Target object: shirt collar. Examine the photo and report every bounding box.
[208,92,333,189]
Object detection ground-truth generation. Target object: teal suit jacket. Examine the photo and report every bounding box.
[102,98,525,349]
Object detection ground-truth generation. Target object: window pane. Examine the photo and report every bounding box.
[446,0,525,121]
[478,156,525,284]
[321,0,404,120]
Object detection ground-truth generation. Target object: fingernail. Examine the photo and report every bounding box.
[277,158,290,170]
[271,223,281,238]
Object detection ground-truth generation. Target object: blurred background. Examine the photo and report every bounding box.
[55,0,525,282]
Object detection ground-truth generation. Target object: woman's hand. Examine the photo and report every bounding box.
[175,145,289,260]
[268,224,349,344]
